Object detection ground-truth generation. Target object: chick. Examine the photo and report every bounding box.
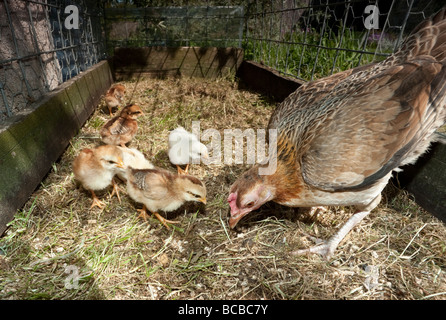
[168,127,209,174]
[105,84,126,116]
[72,145,124,209]
[100,104,144,148]
[126,166,207,229]
[116,146,154,182]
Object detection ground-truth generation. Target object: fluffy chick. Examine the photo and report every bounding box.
[116,146,154,182]
[72,145,124,209]
[126,166,207,229]
[168,127,209,174]
[105,84,126,116]
[100,104,144,148]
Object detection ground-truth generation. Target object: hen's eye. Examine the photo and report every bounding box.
[245,201,255,208]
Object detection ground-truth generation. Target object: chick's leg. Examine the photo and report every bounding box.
[176,165,188,175]
[89,190,106,209]
[137,205,151,221]
[152,212,180,229]
[109,179,122,203]
[292,195,380,260]
[137,206,179,229]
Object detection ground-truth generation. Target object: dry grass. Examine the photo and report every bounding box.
[0,76,445,300]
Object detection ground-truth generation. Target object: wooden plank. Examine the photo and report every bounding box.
[236,60,303,102]
[0,60,113,236]
[111,46,243,80]
[397,139,446,222]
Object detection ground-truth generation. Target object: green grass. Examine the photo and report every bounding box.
[243,27,394,80]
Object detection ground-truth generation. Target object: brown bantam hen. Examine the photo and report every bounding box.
[126,166,207,229]
[100,104,144,148]
[105,84,126,116]
[73,145,125,209]
[228,8,446,260]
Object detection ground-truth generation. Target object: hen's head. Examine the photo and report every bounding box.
[228,166,275,228]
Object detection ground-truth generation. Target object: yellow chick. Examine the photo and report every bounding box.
[126,166,207,229]
[105,84,126,116]
[116,146,154,182]
[72,145,124,209]
[100,104,144,148]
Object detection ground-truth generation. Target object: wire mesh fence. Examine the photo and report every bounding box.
[0,0,104,122]
[103,5,244,54]
[243,0,445,81]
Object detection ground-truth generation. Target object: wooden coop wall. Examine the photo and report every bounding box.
[111,46,244,80]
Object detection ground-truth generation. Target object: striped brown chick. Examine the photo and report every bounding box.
[126,166,207,229]
[100,104,144,148]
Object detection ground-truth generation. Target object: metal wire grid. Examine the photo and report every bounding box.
[0,0,104,121]
[243,0,445,81]
[2,0,445,121]
[103,5,244,54]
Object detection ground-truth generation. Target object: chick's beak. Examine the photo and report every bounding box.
[117,158,125,168]
[198,197,207,205]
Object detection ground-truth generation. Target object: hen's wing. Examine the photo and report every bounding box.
[268,64,377,130]
[298,56,446,192]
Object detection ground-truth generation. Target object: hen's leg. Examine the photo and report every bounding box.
[293,195,381,260]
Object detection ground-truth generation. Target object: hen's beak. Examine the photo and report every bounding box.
[228,208,252,229]
[227,190,274,229]
[227,192,247,228]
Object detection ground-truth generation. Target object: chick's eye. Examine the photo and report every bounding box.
[187,191,200,198]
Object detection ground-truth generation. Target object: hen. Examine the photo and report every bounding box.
[168,127,209,174]
[100,104,144,148]
[126,166,207,229]
[228,8,446,259]
[105,84,126,116]
[72,145,124,209]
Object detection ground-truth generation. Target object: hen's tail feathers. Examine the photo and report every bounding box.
[398,7,446,62]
